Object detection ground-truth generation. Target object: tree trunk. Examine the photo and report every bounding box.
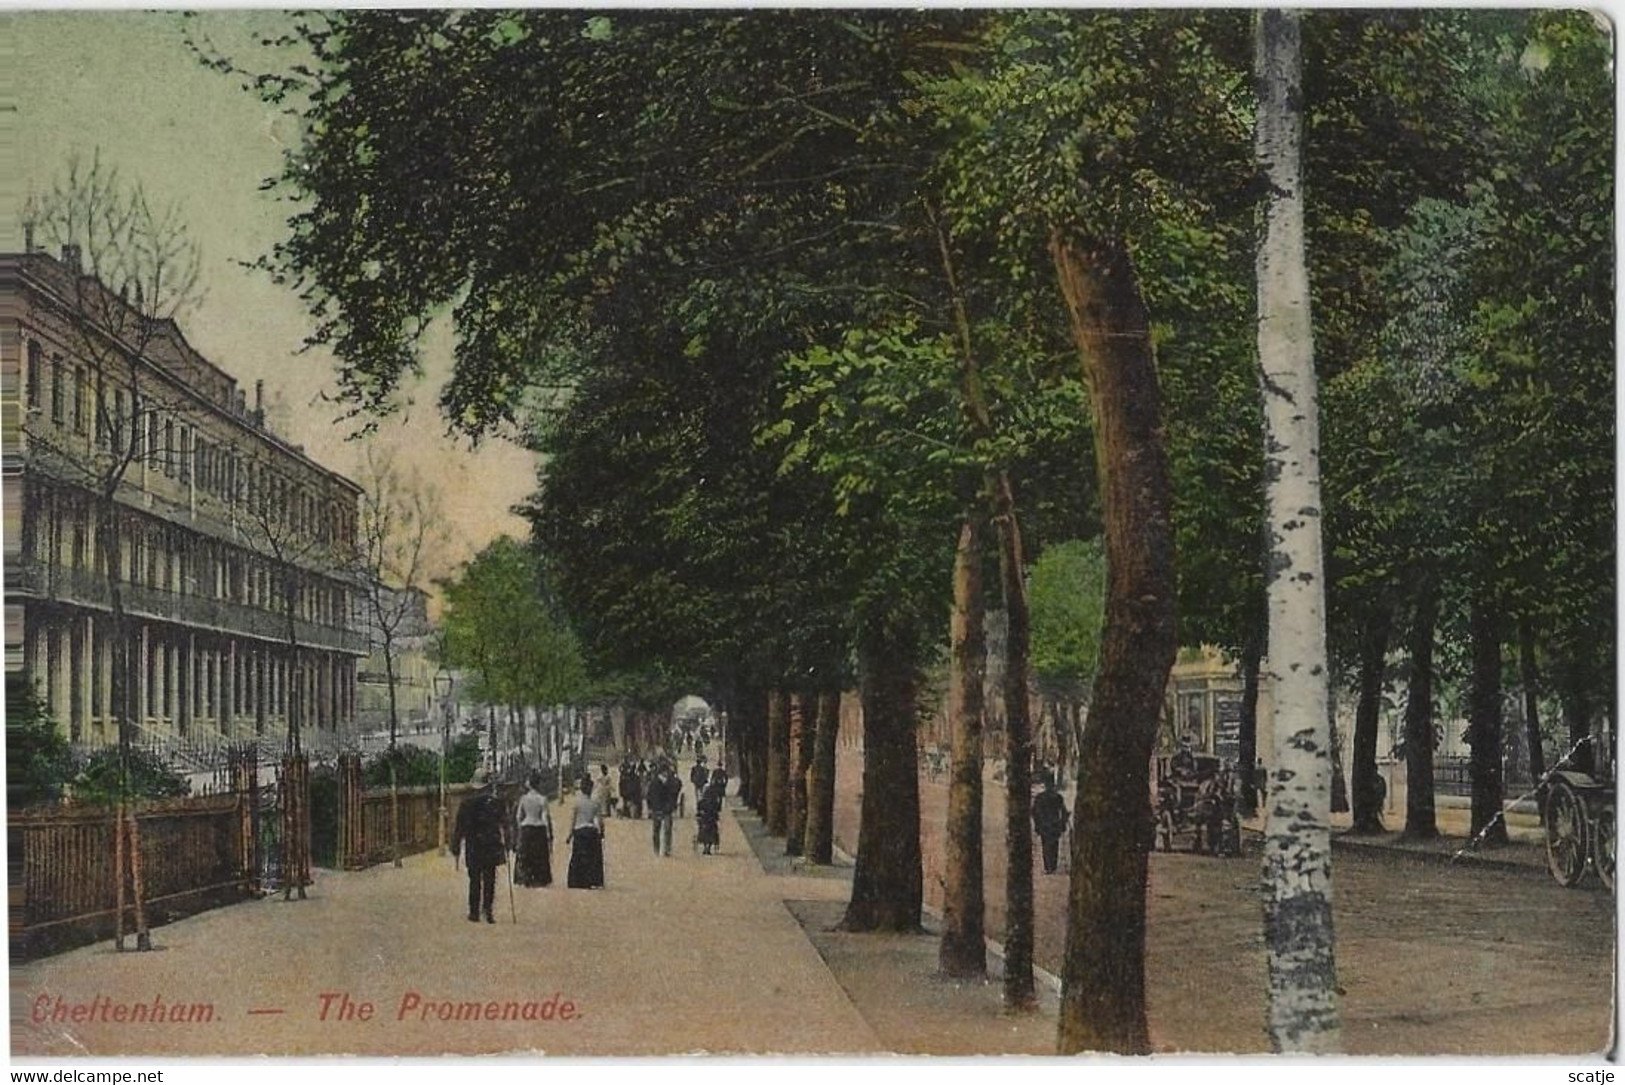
[1049,230,1177,1054]
[939,514,988,979]
[1328,686,1349,815]
[731,707,750,805]
[747,690,769,815]
[1237,631,1263,817]
[385,633,402,868]
[765,690,790,833]
[804,689,840,864]
[1403,584,1440,839]
[1468,595,1509,845]
[931,204,1034,999]
[994,475,1037,1011]
[98,502,153,949]
[1255,9,1341,1053]
[1559,662,1593,776]
[1518,620,1546,785]
[841,622,923,933]
[786,692,812,856]
[1350,607,1390,834]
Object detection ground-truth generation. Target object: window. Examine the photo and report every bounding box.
[94,373,107,448]
[26,342,40,411]
[163,421,175,477]
[113,390,126,451]
[50,358,64,425]
[148,413,159,466]
[73,366,87,434]
[180,426,192,484]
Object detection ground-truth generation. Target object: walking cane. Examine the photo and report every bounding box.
[507,848,517,924]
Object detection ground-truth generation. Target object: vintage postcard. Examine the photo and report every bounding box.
[4,8,1615,1062]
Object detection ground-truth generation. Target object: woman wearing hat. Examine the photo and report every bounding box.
[566,775,606,888]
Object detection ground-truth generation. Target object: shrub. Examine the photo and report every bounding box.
[6,673,72,808]
[445,732,482,784]
[72,747,190,806]
[364,744,441,788]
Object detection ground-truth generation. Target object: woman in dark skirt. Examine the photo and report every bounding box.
[514,773,554,887]
[695,769,726,855]
[566,775,606,889]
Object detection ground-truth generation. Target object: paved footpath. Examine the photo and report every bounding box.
[11,801,882,1057]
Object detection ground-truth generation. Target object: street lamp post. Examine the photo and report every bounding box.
[434,670,454,855]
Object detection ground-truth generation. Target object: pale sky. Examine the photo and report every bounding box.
[6,11,538,580]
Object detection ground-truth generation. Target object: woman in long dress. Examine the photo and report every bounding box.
[514,772,554,887]
[566,775,606,889]
[695,780,722,855]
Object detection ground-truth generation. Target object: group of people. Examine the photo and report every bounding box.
[449,754,732,920]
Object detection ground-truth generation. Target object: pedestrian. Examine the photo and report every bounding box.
[514,772,554,888]
[646,760,681,857]
[1031,774,1070,875]
[619,758,644,820]
[597,762,618,819]
[696,774,724,855]
[689,756,709,817]
[452,770,512,923]
[636,759,651,817]
[566,775,606,889]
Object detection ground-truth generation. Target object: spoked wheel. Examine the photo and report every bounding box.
[1544,779,1590,888]
[1592,802,1615,892]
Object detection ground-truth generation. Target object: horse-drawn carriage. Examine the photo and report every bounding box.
[1543,767,1614,891]
[1154,753,1242,857]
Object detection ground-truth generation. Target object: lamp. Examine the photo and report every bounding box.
[434,669,453,854]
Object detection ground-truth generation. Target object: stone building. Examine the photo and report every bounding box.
[2,246,367,763]
[355,585,436,737]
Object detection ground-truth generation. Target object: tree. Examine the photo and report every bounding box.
[926,11,1250,1049]
[350,444,444,865]
[27,149,203,950]
[938,512,988,978]
[1255,8,1341,1053]
[6,673,73,808]
[439,537,589,766]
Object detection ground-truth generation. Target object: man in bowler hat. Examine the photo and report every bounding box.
[452,770,511,923]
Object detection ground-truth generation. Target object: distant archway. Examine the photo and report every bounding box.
[671,695,720,758]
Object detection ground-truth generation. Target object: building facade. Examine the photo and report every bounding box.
[2,247,367,765]
[355,585,436,737]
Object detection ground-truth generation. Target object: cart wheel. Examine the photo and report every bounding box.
[1157,810,1174,852]
[1592,802,1615,893]
[1544,779,1590,888]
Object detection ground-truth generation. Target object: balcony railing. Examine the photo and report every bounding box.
[11,560,367,655]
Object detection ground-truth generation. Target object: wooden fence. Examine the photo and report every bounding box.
[332,754,527,870]
[9,793,253,959]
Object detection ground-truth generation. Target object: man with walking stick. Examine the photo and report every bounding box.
[452,770,512,924]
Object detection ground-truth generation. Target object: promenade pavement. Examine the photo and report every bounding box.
[10,795,883,1057]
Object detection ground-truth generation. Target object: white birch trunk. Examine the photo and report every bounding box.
[1255,7,1342,1053]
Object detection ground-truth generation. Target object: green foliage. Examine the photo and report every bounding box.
[1029,539,1107,701]
[439,536,590,709]
[444,732,482,785]
[924,11,1251,247]
[365,745,443,788]
[233,8,1615,745]
[71,748,190,806]
[6,675,73,808]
